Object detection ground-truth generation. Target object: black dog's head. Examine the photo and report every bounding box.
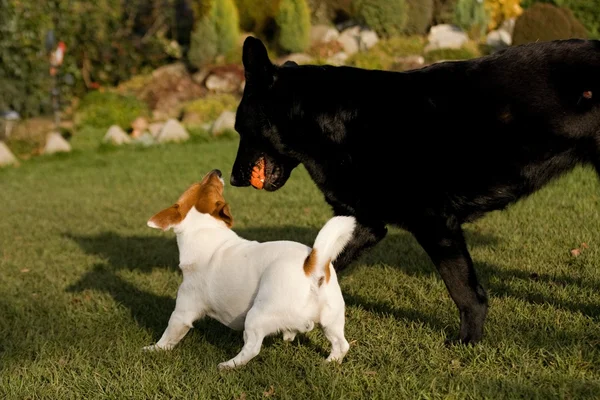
[230,36,300,192]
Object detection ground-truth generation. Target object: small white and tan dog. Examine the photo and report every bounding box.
[143,169,355,369]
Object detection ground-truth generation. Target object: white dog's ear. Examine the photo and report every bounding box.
[147,205,181,231]
[212,201,233,228]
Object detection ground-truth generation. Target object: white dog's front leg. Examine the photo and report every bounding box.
[143,310,200,352]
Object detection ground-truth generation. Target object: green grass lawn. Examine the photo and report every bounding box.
[1,134,600,399]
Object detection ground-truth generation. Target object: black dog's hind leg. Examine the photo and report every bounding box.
[411,217,488,345]
[332,219,387,271]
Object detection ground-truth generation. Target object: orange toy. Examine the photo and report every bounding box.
[250,158,265,189]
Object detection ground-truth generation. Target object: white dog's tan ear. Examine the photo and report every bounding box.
[213,201,233,228]
[147,205,181,231]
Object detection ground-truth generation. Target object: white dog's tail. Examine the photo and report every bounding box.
[303,216,356,285]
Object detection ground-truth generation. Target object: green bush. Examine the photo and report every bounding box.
[512,3,587,46]
[234,0,281,34]
[522,0,600,39]
[432,0,458,25]
[346,36,425,70]
[453,0,490,40]
[74,91,150,130]
[305,0,354,24]
[353,0,408,38]
[276,0,312,53]
[188,0,240,68]
[404,0,434,35]
[182,93,239,126]
[0,0,176,118]
[424,46,480,63]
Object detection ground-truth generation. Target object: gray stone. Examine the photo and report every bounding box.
[486,29,512,50]
[148,122,164,138]
[156,119,189,143]
[310,24,340,45]
[425,24,469,52]
[43,132,71,154]
[359,29,379,50]
[326,52,349,66]
[0,141,18,166]
[103,125,131,145]
[276,53,315,65]
[337,27,361,55]
[211,111,236,136]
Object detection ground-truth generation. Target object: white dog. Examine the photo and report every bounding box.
[143,169,355,369]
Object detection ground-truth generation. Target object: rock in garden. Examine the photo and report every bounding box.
[43,132,71,154]
[205,65,245,94]
[337,26,361,55]
[132,132,156,147]
[156,119,189,143]
[359,29,379,50]
[326,52,349,66]
[131,117,148,139]
[486,29,512,50]
[310,24,340,45]
[0,141,18,166]
[276,53,315,65]
[424,24,469,52]
[148,122,164,138]
[211,111,236,136]
[103,125,131,145]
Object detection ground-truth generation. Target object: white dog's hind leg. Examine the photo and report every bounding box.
[320,307,349,363]
[143,309,201,351]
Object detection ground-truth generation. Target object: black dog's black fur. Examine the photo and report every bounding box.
[230,36,600,345]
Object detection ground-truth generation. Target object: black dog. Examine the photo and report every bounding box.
[230,36,600,345]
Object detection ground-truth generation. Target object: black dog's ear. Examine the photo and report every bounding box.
[242,36,274,85]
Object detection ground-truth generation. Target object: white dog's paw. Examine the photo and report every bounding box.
[325,353,345,364]
[282,331,296,342]
[142,344,169,352]
[217,360,237,370]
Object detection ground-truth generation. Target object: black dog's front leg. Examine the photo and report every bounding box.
[411,217,488,345]
[332,218,387,271]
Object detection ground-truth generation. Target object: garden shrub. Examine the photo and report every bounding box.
[353,0,408,38]
[0,0,176,118]
[424,45,480,63]
[182,93,239,126]
[234,0,281,35]
[521,0,600,38]
[512,3,587,46]
[275,0,312,53]
[305,0,354,24]
[188,0,240,68]
[346,36,425,70]
[484,0,523,31]
[432,0,458,25]
[404,0,434,35]
[74,91,150,130]
[453,0,490,39]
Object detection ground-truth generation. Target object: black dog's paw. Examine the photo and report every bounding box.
[444,336,481,348]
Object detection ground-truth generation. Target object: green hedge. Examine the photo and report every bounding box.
[0,0,177,118]
[522,0,600,38]
[512,2,587,46]
[74,91,150,130]
[353,0,408,38]
[188,0,240,68]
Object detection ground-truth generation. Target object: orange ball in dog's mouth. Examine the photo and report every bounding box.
[250,158,265,190]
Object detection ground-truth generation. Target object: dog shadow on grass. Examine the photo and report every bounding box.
[64,227,600,351]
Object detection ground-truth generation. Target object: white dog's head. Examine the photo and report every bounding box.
[147,169,233,232]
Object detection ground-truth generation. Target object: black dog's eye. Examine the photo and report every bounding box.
[583,90,592,99]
